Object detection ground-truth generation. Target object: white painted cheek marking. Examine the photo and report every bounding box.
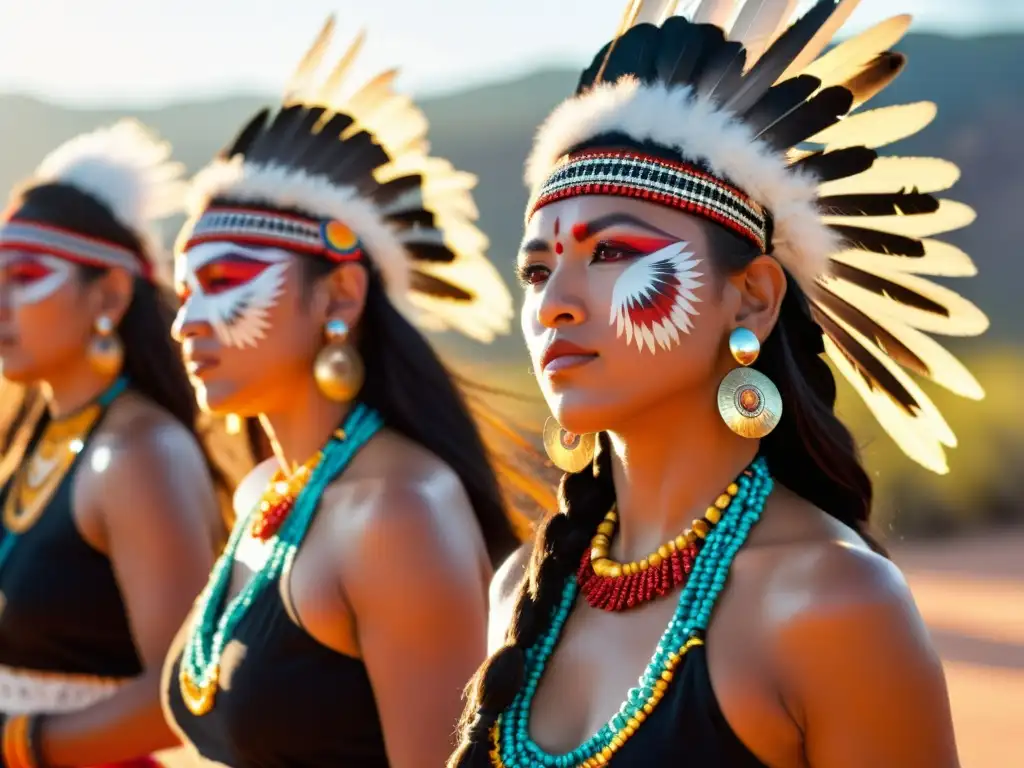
[182,245,291,350]
[608,241,705,355]
[11,256,73,307]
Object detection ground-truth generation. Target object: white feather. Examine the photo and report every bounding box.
[33,119,185,252]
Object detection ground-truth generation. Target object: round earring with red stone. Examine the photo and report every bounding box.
[717,327,782,439]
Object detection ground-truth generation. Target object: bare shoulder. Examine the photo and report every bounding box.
[487,540,533,652]
[752,489,949,745]
[82,392,218,552]
[96,392,206,474]
[319,428,487,583]
[491,541,533,612]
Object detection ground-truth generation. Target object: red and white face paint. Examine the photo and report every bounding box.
[609,241,703,354]
[174,242,290,349]
[0,252,74,307]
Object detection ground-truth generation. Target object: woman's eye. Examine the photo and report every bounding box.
[516,263,550,286]
[592,242,641,263]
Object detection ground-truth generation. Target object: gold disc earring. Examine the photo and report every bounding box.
[86,315,123,376]
[313,318,365,402]
[716,327,782,439]
[542,418,596,473]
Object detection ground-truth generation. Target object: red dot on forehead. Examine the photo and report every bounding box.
[571,223,588,242]
[554,242,564,254]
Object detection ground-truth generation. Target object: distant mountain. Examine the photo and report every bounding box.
[1,32,1020,362]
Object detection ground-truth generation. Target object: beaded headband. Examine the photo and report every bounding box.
[181,206,363,264]
[178,18,512,343]
[529,149,771,254]
[521,0,991,474]
[0,220,150,278]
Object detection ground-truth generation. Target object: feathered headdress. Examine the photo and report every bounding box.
[525,0,988,474]
[177,17,513,343]
[0,120,186,278]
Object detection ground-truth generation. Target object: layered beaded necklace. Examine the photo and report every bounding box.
[0,377,128,575]
[577,480,740,611]
[492,458,772,768]
[179,404,382,716]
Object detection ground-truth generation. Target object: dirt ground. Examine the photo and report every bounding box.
[159,529,1024,767]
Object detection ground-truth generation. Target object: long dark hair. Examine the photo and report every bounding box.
[0,183,233,525]
[447,192,880,768]
[301,257,529,567]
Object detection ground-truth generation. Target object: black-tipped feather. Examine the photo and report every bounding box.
[600,23,662,85]
[740,74,821,136]
[693,39,746,102]
[654,21,725,88]
[291,111,355,170]
[841,52,906,106]
[828,223,926,257]
[246,105,305,166]
[818,191,939,217]
[368,174,424,210]
[410,270,474,300]
[758,84,853,150]
[388,208,436,229]
[828,261,949,316]
[723,0,838,115]
[812,307,919,412]
[790,146,877,181]
[223,110,270,158]
[814,287,930,376]
[405,242,457,263]
[278,106,329,167]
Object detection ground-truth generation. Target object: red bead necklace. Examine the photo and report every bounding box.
[249,451,323,541]
[577,480,741,611]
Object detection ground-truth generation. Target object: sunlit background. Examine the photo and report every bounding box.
[1,1,1021,764]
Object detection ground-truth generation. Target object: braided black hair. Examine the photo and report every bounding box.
[447,219,881,767]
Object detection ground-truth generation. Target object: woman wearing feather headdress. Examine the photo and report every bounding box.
[161,17,543,768]
[0,121,225,767]
[451,1,983,766]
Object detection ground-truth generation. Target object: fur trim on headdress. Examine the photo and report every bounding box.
[33,119,186,254]
[525,78,840,294]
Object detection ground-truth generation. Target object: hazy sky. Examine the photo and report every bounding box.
[1,0,1020,106]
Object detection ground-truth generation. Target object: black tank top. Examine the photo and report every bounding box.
[165,573,389,767]
[603,643,767,765]
[0,406,141,678]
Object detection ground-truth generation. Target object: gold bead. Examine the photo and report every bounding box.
[592,534,611,548]
[705,507,722,524]
[658,544,671,559]
[643,703,655,714]
[693,519,710,538]
[655,680,668,691]
[686,530,698,543]
[648,552,663,568]
[611,734,625,748]
[627,717,640,730]
[597,521,615,536]
[601,746,613,760]
[638,559,649,572]
[634,711,646,723]
[661,670,674,682]
[675,534,688,549]
[606,563,622,579]
[715,493,731,509]
[727,482,739,495]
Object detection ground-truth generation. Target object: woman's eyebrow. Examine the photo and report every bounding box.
[572,212,677,242]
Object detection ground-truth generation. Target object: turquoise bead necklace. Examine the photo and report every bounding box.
[179,403,383,716]
[495,458,772,768]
